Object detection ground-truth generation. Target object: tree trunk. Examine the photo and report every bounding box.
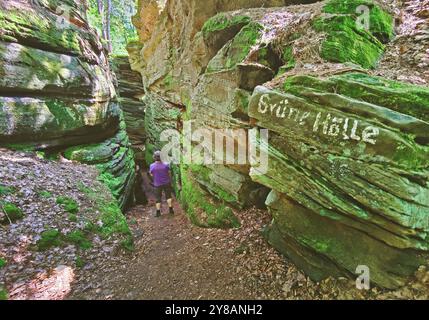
[105,0,113,53]
[97,0,107,46]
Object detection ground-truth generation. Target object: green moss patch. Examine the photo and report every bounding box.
[37,228,93,251]
[313,15,385,69]
[0,185,15,196]
[38,190,52,198]
[0,257,6,268]
[206,22,263,72]
[37,229,62,251]
[323,0,394,42]
[75,256,85,269]
[68,214,78,222]
[0,287,7,300]
[0,201,24,223]
[65,231,92,250]
[78,183,134,251]
[202,13,251,37]
[56,196,79,214]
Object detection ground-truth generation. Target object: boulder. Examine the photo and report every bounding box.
[248,72,429,288]
[111,56,146,162]
[0,0,136,209]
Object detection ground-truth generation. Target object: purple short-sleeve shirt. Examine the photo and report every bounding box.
[150,162,171,187]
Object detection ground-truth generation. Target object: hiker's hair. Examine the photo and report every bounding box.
[153,150,161,161]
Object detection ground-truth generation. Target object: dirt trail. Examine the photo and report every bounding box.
[68,173,310,300]
[82,184,290,299]
[68,172,429,300]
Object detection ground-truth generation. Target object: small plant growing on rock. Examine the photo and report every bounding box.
[0,257,6,268]
[56,196,79,214]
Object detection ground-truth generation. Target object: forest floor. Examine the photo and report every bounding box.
[69,175,429,300]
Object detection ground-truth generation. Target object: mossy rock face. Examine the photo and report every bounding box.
[64,124,136,210]
[180,165,241,229]
[0,98,121,148]
[323,0,395,43]
[206,22,264,73]
[188,163,268,209]
[0,42,113,99]
[307,0,395,69]
[313,15,385,69]
[0,2,102,63]
[202,13,252,37]
[247,73,429,288]
[202,13,253,53]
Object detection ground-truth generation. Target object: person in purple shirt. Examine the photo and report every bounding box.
[149,151,174,217]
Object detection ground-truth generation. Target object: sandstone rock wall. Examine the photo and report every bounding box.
[0,0,136,209]
[111,54,146,163]
[131,0,429,287]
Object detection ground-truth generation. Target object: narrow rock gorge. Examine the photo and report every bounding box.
[1,0,429,300]
[129,0,429,289]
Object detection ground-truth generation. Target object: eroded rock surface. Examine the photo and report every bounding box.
[0,0,136,208]
[130,0,429,288]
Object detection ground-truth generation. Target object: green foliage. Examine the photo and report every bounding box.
[68,214,78,222]
[37,229,62,251]
[1,201,24,223]
[56,196,79,214]
[87,0,138,55]
[0,257,6,268]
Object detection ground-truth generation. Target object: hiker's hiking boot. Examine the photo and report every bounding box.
[169,207,174,215]
[155,209,161,217]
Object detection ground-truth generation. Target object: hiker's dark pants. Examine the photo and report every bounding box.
[155,184,173,203]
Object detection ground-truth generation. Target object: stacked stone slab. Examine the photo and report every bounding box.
[0,0,136,209]
[111,54,146,163]
[244,0,429,288]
